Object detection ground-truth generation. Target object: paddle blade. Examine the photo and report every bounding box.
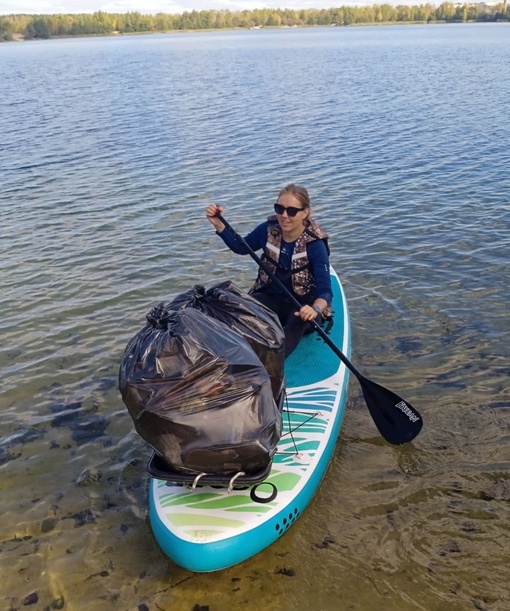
[357,375,423,445]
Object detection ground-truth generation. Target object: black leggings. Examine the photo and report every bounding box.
[251,291,321,358]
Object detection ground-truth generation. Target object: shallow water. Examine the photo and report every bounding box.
[1,23,509,611]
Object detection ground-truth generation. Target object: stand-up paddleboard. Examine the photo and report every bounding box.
[148,266,350,571]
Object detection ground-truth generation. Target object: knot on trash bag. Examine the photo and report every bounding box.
[192,285,206,299]
[146,303,172,330]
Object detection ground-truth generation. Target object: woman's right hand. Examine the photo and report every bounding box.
[206,204,225,232]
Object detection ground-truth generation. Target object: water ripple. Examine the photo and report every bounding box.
[1,24,509,611]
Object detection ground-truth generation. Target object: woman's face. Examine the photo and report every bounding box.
[276,192,309,233]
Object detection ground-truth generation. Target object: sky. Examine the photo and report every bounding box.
[0,0,412,16]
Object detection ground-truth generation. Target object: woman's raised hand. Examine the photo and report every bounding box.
[205,204,225,232]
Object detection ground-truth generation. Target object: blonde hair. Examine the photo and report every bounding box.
[277,184,311,222]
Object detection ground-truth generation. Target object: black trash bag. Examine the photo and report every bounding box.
[166,281,285,402]
[119,306,282,476]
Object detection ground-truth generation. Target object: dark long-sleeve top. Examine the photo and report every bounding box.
[217,221,333,304]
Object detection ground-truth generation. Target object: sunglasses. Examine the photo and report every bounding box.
[274,203,304,217]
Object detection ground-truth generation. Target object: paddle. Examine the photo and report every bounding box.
[214,212,423,445]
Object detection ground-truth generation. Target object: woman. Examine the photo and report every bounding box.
[206,184,332,357]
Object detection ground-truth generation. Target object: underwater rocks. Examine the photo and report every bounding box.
[49,401,109,445]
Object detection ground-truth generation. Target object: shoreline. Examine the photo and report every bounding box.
[0,21,484,43]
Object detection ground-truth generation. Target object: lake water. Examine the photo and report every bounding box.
[1,22,509,611]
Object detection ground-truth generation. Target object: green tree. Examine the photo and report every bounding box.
[454,4,469,21]
[267,12,282,27]
[359,6,376,23]
[396,5,413,22]
[436,2,457,22]
[28,18,51,39]
[0,18,14,41]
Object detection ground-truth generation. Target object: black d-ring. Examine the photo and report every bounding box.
[250,482,277,504]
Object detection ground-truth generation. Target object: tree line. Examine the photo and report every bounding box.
[1,4,509,41]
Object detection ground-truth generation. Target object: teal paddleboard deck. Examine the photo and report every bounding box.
[148,267,351,571]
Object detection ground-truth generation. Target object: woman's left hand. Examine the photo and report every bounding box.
[295,305,320,322]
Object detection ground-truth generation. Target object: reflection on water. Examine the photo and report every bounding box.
[1,24,509,611]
